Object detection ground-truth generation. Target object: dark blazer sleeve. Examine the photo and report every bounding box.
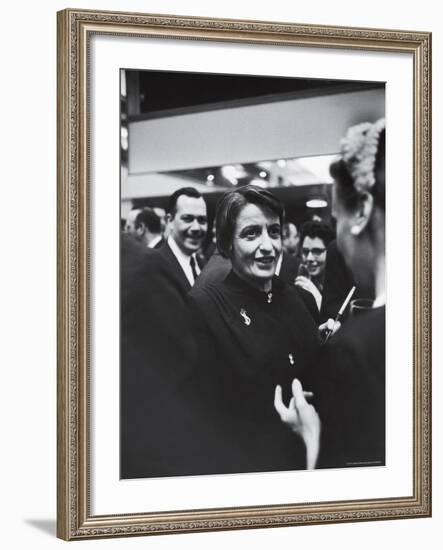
[308,310,386,469]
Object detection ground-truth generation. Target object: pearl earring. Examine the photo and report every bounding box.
[351,226,359,235]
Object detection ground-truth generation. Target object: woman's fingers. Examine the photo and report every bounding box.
[275,379,321,469]
[318,318,342,340]
[294,278,311,291]
[274,385,286,417]
[275,381,314,414]
[319,319,333,332]
[291,378,307,407]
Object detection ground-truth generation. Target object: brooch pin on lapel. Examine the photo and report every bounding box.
[240,309,251,326]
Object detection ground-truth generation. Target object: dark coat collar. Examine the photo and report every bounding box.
[224,270,285,302]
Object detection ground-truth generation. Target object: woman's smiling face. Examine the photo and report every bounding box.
[230,203,282,291]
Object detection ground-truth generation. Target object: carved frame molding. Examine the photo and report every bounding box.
[57,9,431,540]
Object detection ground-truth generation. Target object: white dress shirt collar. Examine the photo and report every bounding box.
[167,236,200,285]
[147,235,162,249]
[275,253,283,276]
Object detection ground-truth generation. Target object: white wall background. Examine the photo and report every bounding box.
[0,0,440,548]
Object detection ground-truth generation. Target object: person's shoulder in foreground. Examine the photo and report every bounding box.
[310,307,386,469]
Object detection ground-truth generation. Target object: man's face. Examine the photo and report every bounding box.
[168,195,208,255]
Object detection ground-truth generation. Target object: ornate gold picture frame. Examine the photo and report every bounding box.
[57,8,431,540]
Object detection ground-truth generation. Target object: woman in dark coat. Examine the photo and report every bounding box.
[186,185,319,475]
[275,118,386,470]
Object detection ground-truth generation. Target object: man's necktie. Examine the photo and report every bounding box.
[189,255,198,283]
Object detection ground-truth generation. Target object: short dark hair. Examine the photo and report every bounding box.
[167,187,203,217]
[134,207,161,234]
[299,220,335,249]
[330,127,385,212]
[216,185,284,258]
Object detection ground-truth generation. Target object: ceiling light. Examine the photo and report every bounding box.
[306,198,328,208]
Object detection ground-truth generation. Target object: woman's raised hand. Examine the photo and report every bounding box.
[318,317,341,343]
[294,275,322,311]
[274,378,321,469]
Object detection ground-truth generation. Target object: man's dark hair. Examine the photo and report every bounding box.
[167,187,203,217]
[134,207,161,234]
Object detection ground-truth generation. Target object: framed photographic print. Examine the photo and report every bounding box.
[57,8,431,540]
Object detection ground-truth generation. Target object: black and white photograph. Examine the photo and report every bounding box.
[119,69,386,479]
[53,6,432,542]
[2,0,440,545]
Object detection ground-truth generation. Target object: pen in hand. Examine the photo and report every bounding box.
[322,286,356,344]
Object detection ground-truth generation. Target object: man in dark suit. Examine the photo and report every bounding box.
[125,206,165,249]
[120,233,199,478]
[158,187,208,294]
